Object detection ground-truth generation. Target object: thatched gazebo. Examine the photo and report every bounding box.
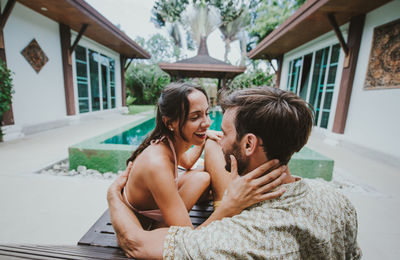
[159,38,246,90]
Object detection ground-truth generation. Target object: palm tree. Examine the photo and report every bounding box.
[219,9,250,63]
[151,0,189,48]
[182,2,221,49]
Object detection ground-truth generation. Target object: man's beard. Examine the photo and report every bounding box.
[223,140,249,176]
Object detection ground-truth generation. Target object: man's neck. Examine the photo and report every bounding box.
[245,160,297,184]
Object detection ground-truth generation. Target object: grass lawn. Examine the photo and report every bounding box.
[128,105,155,114]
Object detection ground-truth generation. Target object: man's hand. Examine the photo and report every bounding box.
[220,156,286,217]
[107,161,132,203]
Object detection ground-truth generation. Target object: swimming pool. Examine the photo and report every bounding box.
[102,110,223,145]
[69,111,334,180]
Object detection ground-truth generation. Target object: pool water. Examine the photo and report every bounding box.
[103,110,223,145]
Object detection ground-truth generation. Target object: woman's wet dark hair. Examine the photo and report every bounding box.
[127,82,208,164]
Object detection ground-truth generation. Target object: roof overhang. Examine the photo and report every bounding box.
[17,0,150,59]
[248,0,392,59]
[158,62,246,79]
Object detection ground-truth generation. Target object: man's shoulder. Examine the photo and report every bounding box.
[253,179,356,220]
[305,179,353,205]
[301,179,358,224]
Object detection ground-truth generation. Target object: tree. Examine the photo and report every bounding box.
[219,10,250,63]
[0,60,14,141]
[151,0,189,48]
[228,61,274,90]
[124,34,178,105]
[125,63,170,105]
[208,0,249,63]
[135,34,181,63]
[181,2,221,48]
[247,0,306,50]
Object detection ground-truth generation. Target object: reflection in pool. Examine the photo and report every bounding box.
[103,110,223,145]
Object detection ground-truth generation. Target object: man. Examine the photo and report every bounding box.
[107,87,361,259]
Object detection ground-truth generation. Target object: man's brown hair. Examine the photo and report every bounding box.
[220,87,314,165]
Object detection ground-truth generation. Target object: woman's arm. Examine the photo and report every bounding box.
[151,152,285,229]
[179,130,224,170]
[145,157,194,228]
[179,144,204,170]
[107,164,167,259]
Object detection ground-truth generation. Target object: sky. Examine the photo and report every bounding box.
[85,0,241,64]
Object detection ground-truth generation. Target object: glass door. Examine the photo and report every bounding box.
[75,46,117,113]
[74,46,89,113]
[98,55,109,110]
[286,43,340,129]
[89,50,100,111]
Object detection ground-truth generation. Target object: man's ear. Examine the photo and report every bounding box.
[243,133,258,156]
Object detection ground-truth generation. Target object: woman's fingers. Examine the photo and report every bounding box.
[206,130,223,141]
[252,165,286,187]
[259,187,286,201]
[257,172,287,194]
[246,159,280,179]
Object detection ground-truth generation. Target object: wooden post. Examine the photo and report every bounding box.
[0,0,16,126]
[70,23,88,54]
[275,55,283,88]
[332,14,365,134]
[327,13,349,57]
[59,23,76,115]
[222,79,227,90]
[120,54,127,107]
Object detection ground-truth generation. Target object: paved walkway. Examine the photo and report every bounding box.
[0,111,148,245]
[0,111,399,259]
[307,133,400,259]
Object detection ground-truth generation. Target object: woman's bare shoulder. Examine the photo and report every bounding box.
[133,143,174,177]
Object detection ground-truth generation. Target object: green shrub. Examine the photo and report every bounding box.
[126,95,137,106]
[0,60,14,141]
[229,69,274,90]
[125,63,170,105]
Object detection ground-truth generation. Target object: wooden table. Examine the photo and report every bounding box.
[0,202,214,259]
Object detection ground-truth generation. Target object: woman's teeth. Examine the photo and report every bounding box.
[195,133,206,138]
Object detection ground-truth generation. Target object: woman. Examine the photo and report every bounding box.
[123,82,220,229]
[123,82,285,230]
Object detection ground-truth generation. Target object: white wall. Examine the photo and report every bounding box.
[279,0,400,159]
[344,0,400,158]
[3,2,66,126]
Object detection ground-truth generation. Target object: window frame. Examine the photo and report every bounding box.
[283,40,343,130]
[72,44,117,114]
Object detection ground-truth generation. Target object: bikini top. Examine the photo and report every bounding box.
[123,136,178,223]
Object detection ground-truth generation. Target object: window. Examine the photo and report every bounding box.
[75,46,89,113]
[286,43,340,129]
[75,46,117,113]
[110,59,116,108]
[89,50,100,111]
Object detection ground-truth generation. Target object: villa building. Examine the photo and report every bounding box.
[0,0,150,141]
[249,0,400,164]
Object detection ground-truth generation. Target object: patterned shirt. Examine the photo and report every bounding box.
[163,179,361,259]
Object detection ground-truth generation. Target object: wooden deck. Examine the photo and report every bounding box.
[0,245,127,259]
[78,201,213,247]
[0,202,214,259]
